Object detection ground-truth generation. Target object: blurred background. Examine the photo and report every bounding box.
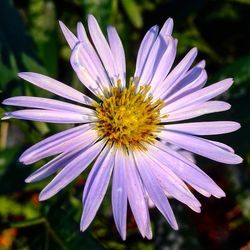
[0,0,250,249]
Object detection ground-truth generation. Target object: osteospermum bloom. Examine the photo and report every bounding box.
[2,15,242,239]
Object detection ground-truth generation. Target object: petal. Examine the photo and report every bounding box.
[18,72,93,105]
[161,101,231,122]
[164,121,241,135]
[5,109,95,124]
[70,42,111,95]
[39,140,105,201]
[112,149,127,240]
[137,18,174,88]
[162,78,233,114]
[210,140,235,153]
[150,37,176,95]
[19,124,91,164]
[126,153,152,239]
[2,96,95,115]
[138,34,171,85]
[159,18,174,36]
[163,68,207,103]
[107,26,126,87]
[191,184,211,197]
[189,59,206,70]
[25,149,84,183]
[144,150,201,212]
[133,150,178,230]
[159,48,198,96]
[59,21,78,49]
[20,126,97,164]
[77,22,89,43]
[134,25,159,79]
[149,141,225,198]
[80,145,115,231]
[87,15,117,83]
[159,130,243,164]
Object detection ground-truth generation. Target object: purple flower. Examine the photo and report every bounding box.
[2,15,242,240]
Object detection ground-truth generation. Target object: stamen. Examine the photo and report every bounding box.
[94,80,165,150]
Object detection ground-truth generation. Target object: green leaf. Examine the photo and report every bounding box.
[28,0,58,75]
[0,53,18,88]
[0,196,39,219]
[120,0,143,28]
[21,54,47,75]
[44,205,105,250]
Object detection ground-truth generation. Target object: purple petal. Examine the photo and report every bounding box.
[112,149,127,240]
[150,37,176,94]
[138,34,170,85]
[77,22,89,43]
[39,140,105,201]
[18,72,93,105]
[210,140,235,153]
[145,151,201,212]
[133,151,178,230]
[126,153,152,239]
[136,19,175,87]
[59,21,78,49]
[2,96,95,115]
[87,15,117,83]
[159,18,174,36]
[190,60,206,70]
[161,101,231,122]
[164,121,240,135]
[155,48,197,99]
[163,68,207,104]
[25,149,84,183]
[191,184,211,197]
[107,26,126,87]
[162,78,233,114]
[5,109,94,124]
[70,42,111,95]
[134,25,159,79]
[149,141,226,198]
[159,130,242,164]
[20,125,96,164]
[80,145,115,231]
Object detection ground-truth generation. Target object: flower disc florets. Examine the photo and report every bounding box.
[94,80,165,150]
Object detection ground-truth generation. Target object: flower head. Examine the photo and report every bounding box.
[2,15,242,240]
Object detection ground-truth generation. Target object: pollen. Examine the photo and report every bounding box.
[94,79,166,150]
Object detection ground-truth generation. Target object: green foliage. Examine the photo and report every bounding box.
[0,196,39,219]
[120,0,143,28]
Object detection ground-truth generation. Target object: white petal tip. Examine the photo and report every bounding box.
[2,99,8,105]
[120,234,126,241]
[1,116,10,120]
[17,72,30,80]
[145,234,153,240]
[213,189,226,198]
[87,14,95,22]
[191,206,201,213]
[172,223,179,231]
[80,223,88,232]
[167,17,173,25]
[25,177,32,183]
[38,194,46,201]
[231,155,243,165]
[39,191,51,201]
[19,154,30,164]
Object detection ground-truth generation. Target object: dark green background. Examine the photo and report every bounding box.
[0,0,250,249]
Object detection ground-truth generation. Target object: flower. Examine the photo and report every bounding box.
[2,15,242,240]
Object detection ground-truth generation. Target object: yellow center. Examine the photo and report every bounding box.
[94,80,166,150]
